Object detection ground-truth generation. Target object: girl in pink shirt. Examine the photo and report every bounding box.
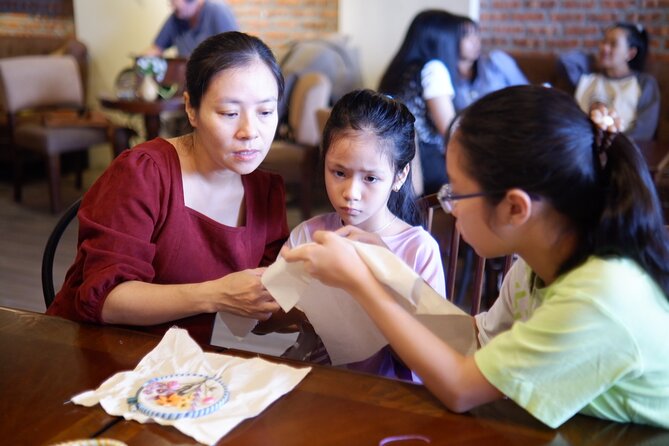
[282,90,445,379]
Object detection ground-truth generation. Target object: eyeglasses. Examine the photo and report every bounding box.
[437,183,499,213]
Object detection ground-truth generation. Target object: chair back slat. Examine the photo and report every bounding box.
[42,198,81,308]
[0,55,83,113]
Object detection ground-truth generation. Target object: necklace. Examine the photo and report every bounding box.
[369,215,398,234]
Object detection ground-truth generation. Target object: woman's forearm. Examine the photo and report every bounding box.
[101,269,279,326]
[101,280,213,325]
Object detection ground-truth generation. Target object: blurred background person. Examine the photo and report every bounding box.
[378,10,458,196]
[558,22,659,142]
[145,0,238,57]
[378,10,527,196]
[450,16,528,112]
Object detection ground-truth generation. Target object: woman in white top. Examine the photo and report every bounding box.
[560,22,660,142]
[378,10,459,195]
[379,10,528,194]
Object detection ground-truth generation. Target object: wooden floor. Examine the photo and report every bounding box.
[0,172,84,314]
[0,168,328,355]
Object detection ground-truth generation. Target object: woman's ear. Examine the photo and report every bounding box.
[499,188,532,227]
[184,92,197,128]
[626,46,638,64]
[393,163,411,192]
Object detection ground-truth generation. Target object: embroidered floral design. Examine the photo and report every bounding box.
[128,373,229,420]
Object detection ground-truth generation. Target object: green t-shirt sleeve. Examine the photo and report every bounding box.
[475,273,639,428]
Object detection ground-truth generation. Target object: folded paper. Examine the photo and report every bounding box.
[262,240,476,365]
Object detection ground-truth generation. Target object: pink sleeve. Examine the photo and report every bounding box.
[413,234,447,298]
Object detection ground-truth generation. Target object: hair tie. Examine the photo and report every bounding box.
[592,127,612,169]
[590,106,619,169]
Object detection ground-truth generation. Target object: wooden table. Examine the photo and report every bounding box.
[1,307,666,445]
[100,96,184,141]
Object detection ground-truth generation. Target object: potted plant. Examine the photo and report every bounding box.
[135,56,168,101]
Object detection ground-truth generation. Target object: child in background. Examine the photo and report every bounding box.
[559,22,660,141]
[282,85,669,429]
[287,89,445,379]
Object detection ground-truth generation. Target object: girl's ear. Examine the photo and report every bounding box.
[393,163,411,192]
[499,188,532,227]
[184,92,197,128]
[626,46,638,64]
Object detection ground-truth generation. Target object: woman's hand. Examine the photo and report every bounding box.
[280,230,375,294]
[335,225,388,248]
[209,268,280,320]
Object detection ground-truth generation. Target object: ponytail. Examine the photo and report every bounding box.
[584,133,669,295]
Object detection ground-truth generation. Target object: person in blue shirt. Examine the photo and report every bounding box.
[450,17,528,112]
[146,0,238,57]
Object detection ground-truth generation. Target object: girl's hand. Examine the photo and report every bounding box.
[209,268,280,320]
[335,225,389,249]
[280,230,375,293]
[590,102,621,132]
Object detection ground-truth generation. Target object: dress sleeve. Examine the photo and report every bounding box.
[71,150,170,322]
[421,60,455,100]
[627,73,661,142]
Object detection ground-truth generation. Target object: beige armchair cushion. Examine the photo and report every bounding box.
[262,72,332,174]
[0,55,83,113]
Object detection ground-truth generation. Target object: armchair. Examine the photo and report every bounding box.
[0,54,112,213]
[260,72,332,219]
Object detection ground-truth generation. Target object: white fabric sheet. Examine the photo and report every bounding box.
[262,240,476,365]
[71,328,311,445]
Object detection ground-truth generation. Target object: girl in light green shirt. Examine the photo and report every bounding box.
[281,85,669,429]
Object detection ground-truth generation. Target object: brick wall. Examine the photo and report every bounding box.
[479,0,669,59]
[227,0,338,59]
[0,0,74,38]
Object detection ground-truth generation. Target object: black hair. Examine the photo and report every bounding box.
[610,22,650,72]
[378,10,466,94]
[322,89,422,226]
[186,31,284,109]
[453,85,669,299]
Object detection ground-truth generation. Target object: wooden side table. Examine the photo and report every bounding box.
[100,95,184,142]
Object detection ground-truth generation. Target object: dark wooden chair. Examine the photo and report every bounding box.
[420,193,514,315]
[42,198,81,309]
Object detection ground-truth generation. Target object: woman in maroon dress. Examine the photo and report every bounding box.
[48,32,288,344]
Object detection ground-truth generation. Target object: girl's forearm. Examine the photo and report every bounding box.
[347,278,503,412]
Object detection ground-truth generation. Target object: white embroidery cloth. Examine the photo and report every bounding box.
[262,240,476,365]
[71,328,311,445]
